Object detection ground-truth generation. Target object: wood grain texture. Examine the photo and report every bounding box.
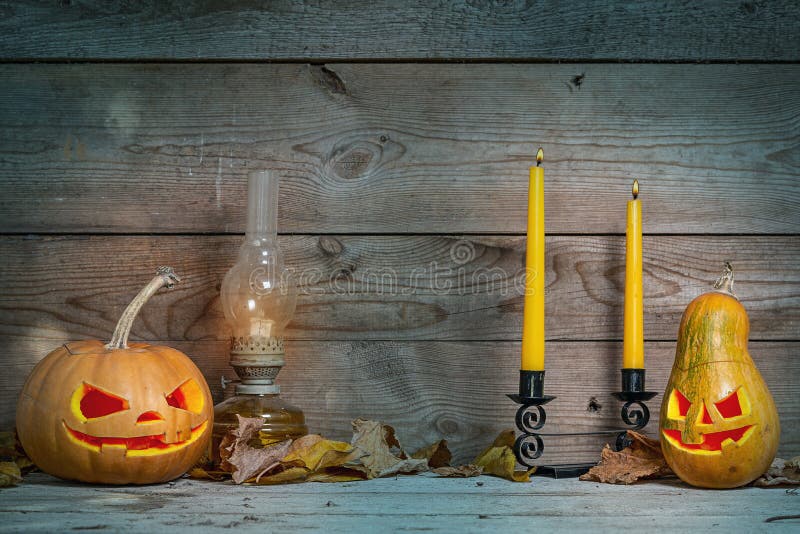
[1,476,797,533]
[2,338,797,464]
[1,63,798,234]
[3,475,797,532]
[0,235,796,343]
[0,1,798,61]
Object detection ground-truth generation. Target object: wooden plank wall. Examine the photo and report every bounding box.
[0,1,798,465]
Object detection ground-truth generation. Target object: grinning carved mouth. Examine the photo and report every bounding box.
[64,420,208,457]
[662,426,753,454]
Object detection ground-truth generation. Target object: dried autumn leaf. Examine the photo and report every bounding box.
[753,457,800,487]
[218,415,264,472]
[580,431,672,484]
[253,435,369,485]
[0,461,22,487]
[412,439,452,469]
[0,430,34,474]
[283,434,365,471]
[220,415,293,484]
[233,439,292,484]
[348,419,428,478]
[306,467,369,483]
[256,466,309,485]
[432,465,484,478]
[473,429,535,482]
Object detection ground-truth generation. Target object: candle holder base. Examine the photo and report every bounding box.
[508,368,659,476]
[610,368,658,449]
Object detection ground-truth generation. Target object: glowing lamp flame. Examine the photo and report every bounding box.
[632,179,639,199]
[536,147,543,167]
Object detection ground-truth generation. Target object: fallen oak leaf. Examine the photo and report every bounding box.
[432,465,483,478]
[412,439,452,469]
[347,419,428,478]
[473,429,535,482]
[580,430,672,484]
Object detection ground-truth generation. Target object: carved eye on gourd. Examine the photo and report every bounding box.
[71,383,130,422]
[715,389,746,419]
[668,389,692,420]
[165,379,204,414]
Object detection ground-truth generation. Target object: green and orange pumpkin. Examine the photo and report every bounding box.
[659,263,780,488]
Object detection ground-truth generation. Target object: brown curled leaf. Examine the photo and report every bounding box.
[412,439,452,469]
[347,419,428,478]
[580,431,672,484]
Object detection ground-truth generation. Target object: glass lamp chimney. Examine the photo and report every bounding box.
[220,170,297,393]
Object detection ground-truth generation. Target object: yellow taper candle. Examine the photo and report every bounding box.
[623,179,644,369]
[521,148,545,371]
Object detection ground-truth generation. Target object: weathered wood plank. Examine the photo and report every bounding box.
[2,339,797,464]
[0,235,796,343]
[2,475,797,532]
[1,1,798,61]
[1,64,798,234]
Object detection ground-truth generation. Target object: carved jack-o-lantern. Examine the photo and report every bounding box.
[17,268,213,484]
[659,264,780,488]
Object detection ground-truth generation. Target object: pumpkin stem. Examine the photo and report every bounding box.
[105,267,181,350]
[713,261,736,297]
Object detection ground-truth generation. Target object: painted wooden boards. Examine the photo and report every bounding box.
[1,1,799,61]
[2,473,797,532]
[1,64,799,234]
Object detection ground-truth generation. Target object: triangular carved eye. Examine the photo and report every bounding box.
[715,390,744,419]
[165,379,204,414]
[668,389,692,419]
[72,383,129,421]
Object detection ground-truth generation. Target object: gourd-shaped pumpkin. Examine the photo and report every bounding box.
[660,263,779,488]
[16,268,213,484]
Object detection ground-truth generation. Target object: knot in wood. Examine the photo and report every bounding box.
[318,236,344,256]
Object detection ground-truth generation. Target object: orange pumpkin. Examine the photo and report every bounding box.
[16,268,213,484]
[659,263,780,488]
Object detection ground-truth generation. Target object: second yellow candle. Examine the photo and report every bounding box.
[623,179,644,369]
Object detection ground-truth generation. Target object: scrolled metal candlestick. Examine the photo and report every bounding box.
[507,370,554,464]
[508,368,659,478]
[612,368,658,450]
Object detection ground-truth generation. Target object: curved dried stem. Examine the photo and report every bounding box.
[105,267,181,350]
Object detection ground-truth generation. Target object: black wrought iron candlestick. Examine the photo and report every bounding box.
[611,368,658,449]
[508,368,658,478]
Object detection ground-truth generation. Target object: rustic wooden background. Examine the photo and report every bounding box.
[0,1,798,465]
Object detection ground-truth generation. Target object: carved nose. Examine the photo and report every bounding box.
[136,411,165,424]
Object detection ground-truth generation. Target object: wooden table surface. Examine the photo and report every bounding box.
[1,472,798,533]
